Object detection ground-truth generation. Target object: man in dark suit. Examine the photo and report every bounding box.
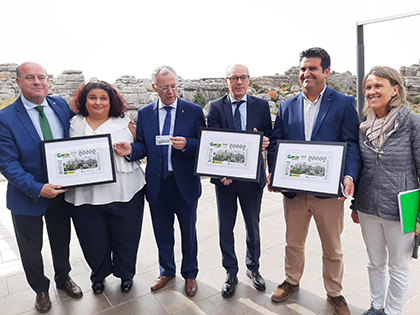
[0,62,82,313]
[207,64,272,298]
[114,65,205,297]
[267,48,361,315]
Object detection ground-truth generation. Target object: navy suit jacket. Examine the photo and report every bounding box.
[130,98,206,205]
[0,96,74,215]
[207,94,272,188]
[267,86,362,197]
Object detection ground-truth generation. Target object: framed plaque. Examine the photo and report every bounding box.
[270,140,347,197]
[42,134,116,188]
[194,127,263,182]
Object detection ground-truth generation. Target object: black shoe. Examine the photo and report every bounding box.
[221,275,238,298]
[56,278,83,298]
[246,269,266,291]
[92,281,105,295]
[35,292,51,313]
[121,279,133,293]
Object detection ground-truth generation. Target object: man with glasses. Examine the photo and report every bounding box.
[267,47,361,315]
[0,62,82,313]
[207,64,272,298]
[114,65,205,297]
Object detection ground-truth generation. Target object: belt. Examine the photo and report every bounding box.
[168,171,174,176]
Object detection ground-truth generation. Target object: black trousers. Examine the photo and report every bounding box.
[215,180,263,277]
[12,194,71,293]
[70,189,145,283]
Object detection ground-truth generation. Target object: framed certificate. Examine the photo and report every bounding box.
[42,134,116,188]
[270,140,347,197]
[194,127,263,182]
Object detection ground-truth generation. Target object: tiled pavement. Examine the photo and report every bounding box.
[1,178,420,315]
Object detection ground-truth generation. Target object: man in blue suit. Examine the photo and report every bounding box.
[267,48,361,315]
[114,65,205,297]
[0,62,82,313]
[207,64,272,298]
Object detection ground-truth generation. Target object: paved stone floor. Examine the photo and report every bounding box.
[0,178,420,315]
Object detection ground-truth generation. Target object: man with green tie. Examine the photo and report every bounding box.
[0,62,82,313]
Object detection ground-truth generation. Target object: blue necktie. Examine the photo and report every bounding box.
[233,100,245,130]
[162,106,172,179]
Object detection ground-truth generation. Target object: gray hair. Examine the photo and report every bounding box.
[151,65,178,84]
[362,66,407,116]
[225,64,249,77]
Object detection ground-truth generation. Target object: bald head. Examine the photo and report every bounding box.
[16,62,49,105]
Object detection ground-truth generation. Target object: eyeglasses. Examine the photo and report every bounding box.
[226,75,249,83]
[155,84,178,93]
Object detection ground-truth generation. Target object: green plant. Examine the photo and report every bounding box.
[408,96,420,105]
[280,83,292,91]
[194,93,205,107]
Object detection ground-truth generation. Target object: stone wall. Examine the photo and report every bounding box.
[1,61,419,115]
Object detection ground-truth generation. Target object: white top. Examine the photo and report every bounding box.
[65,115,145,206]
[303,86,326,141]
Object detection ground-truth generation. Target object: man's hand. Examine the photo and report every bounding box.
[266,173,281,193]
[171,136,186,150]
[39,184,67,199]
[253,128,269,151]
[338,176,354,201]
[220,177,232,186]
[114,141,132,156]
[416,222,420,236]
[351,209,360,224]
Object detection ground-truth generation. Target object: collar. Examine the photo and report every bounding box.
[158,98,178,110]
[21,95,48,110]
[302,85,327,104]
[229,94,247,104]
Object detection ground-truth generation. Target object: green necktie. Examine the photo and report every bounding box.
[35,106,53,140]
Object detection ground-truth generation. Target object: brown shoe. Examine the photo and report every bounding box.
[35,292,51,313]
[56,279,83,298]
[271,280,299,303]
[327,295,350,315]
[185,279,198,297]
[150,275,175,291]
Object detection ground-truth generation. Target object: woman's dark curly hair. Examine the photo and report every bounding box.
[71,81,127,118]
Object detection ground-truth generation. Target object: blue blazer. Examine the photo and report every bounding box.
[207,94,272,188]
[131,98,206,205]
[0,96,74,216]
[267,86,362,197]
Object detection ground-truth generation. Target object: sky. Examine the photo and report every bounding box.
[0,0,419,83]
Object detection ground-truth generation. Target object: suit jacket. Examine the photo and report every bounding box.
[267,86,362,198]
[207,94,272,188]
[131,98,206,205]
[0,96,74,215]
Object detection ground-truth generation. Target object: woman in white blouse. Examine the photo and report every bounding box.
[65,81,145,295]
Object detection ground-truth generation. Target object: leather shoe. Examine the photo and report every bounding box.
[56,278,83,298]
[246,269,266,291]
[185,279,198,297]
[271,280,299,303]
[221,275,238,298]
[35,292,51,313]
[327,295,350,315]
[92,281,105,295]
[150,275,175,291]
[121,279,133,293]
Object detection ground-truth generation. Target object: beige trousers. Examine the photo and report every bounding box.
[283,194,344,297]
